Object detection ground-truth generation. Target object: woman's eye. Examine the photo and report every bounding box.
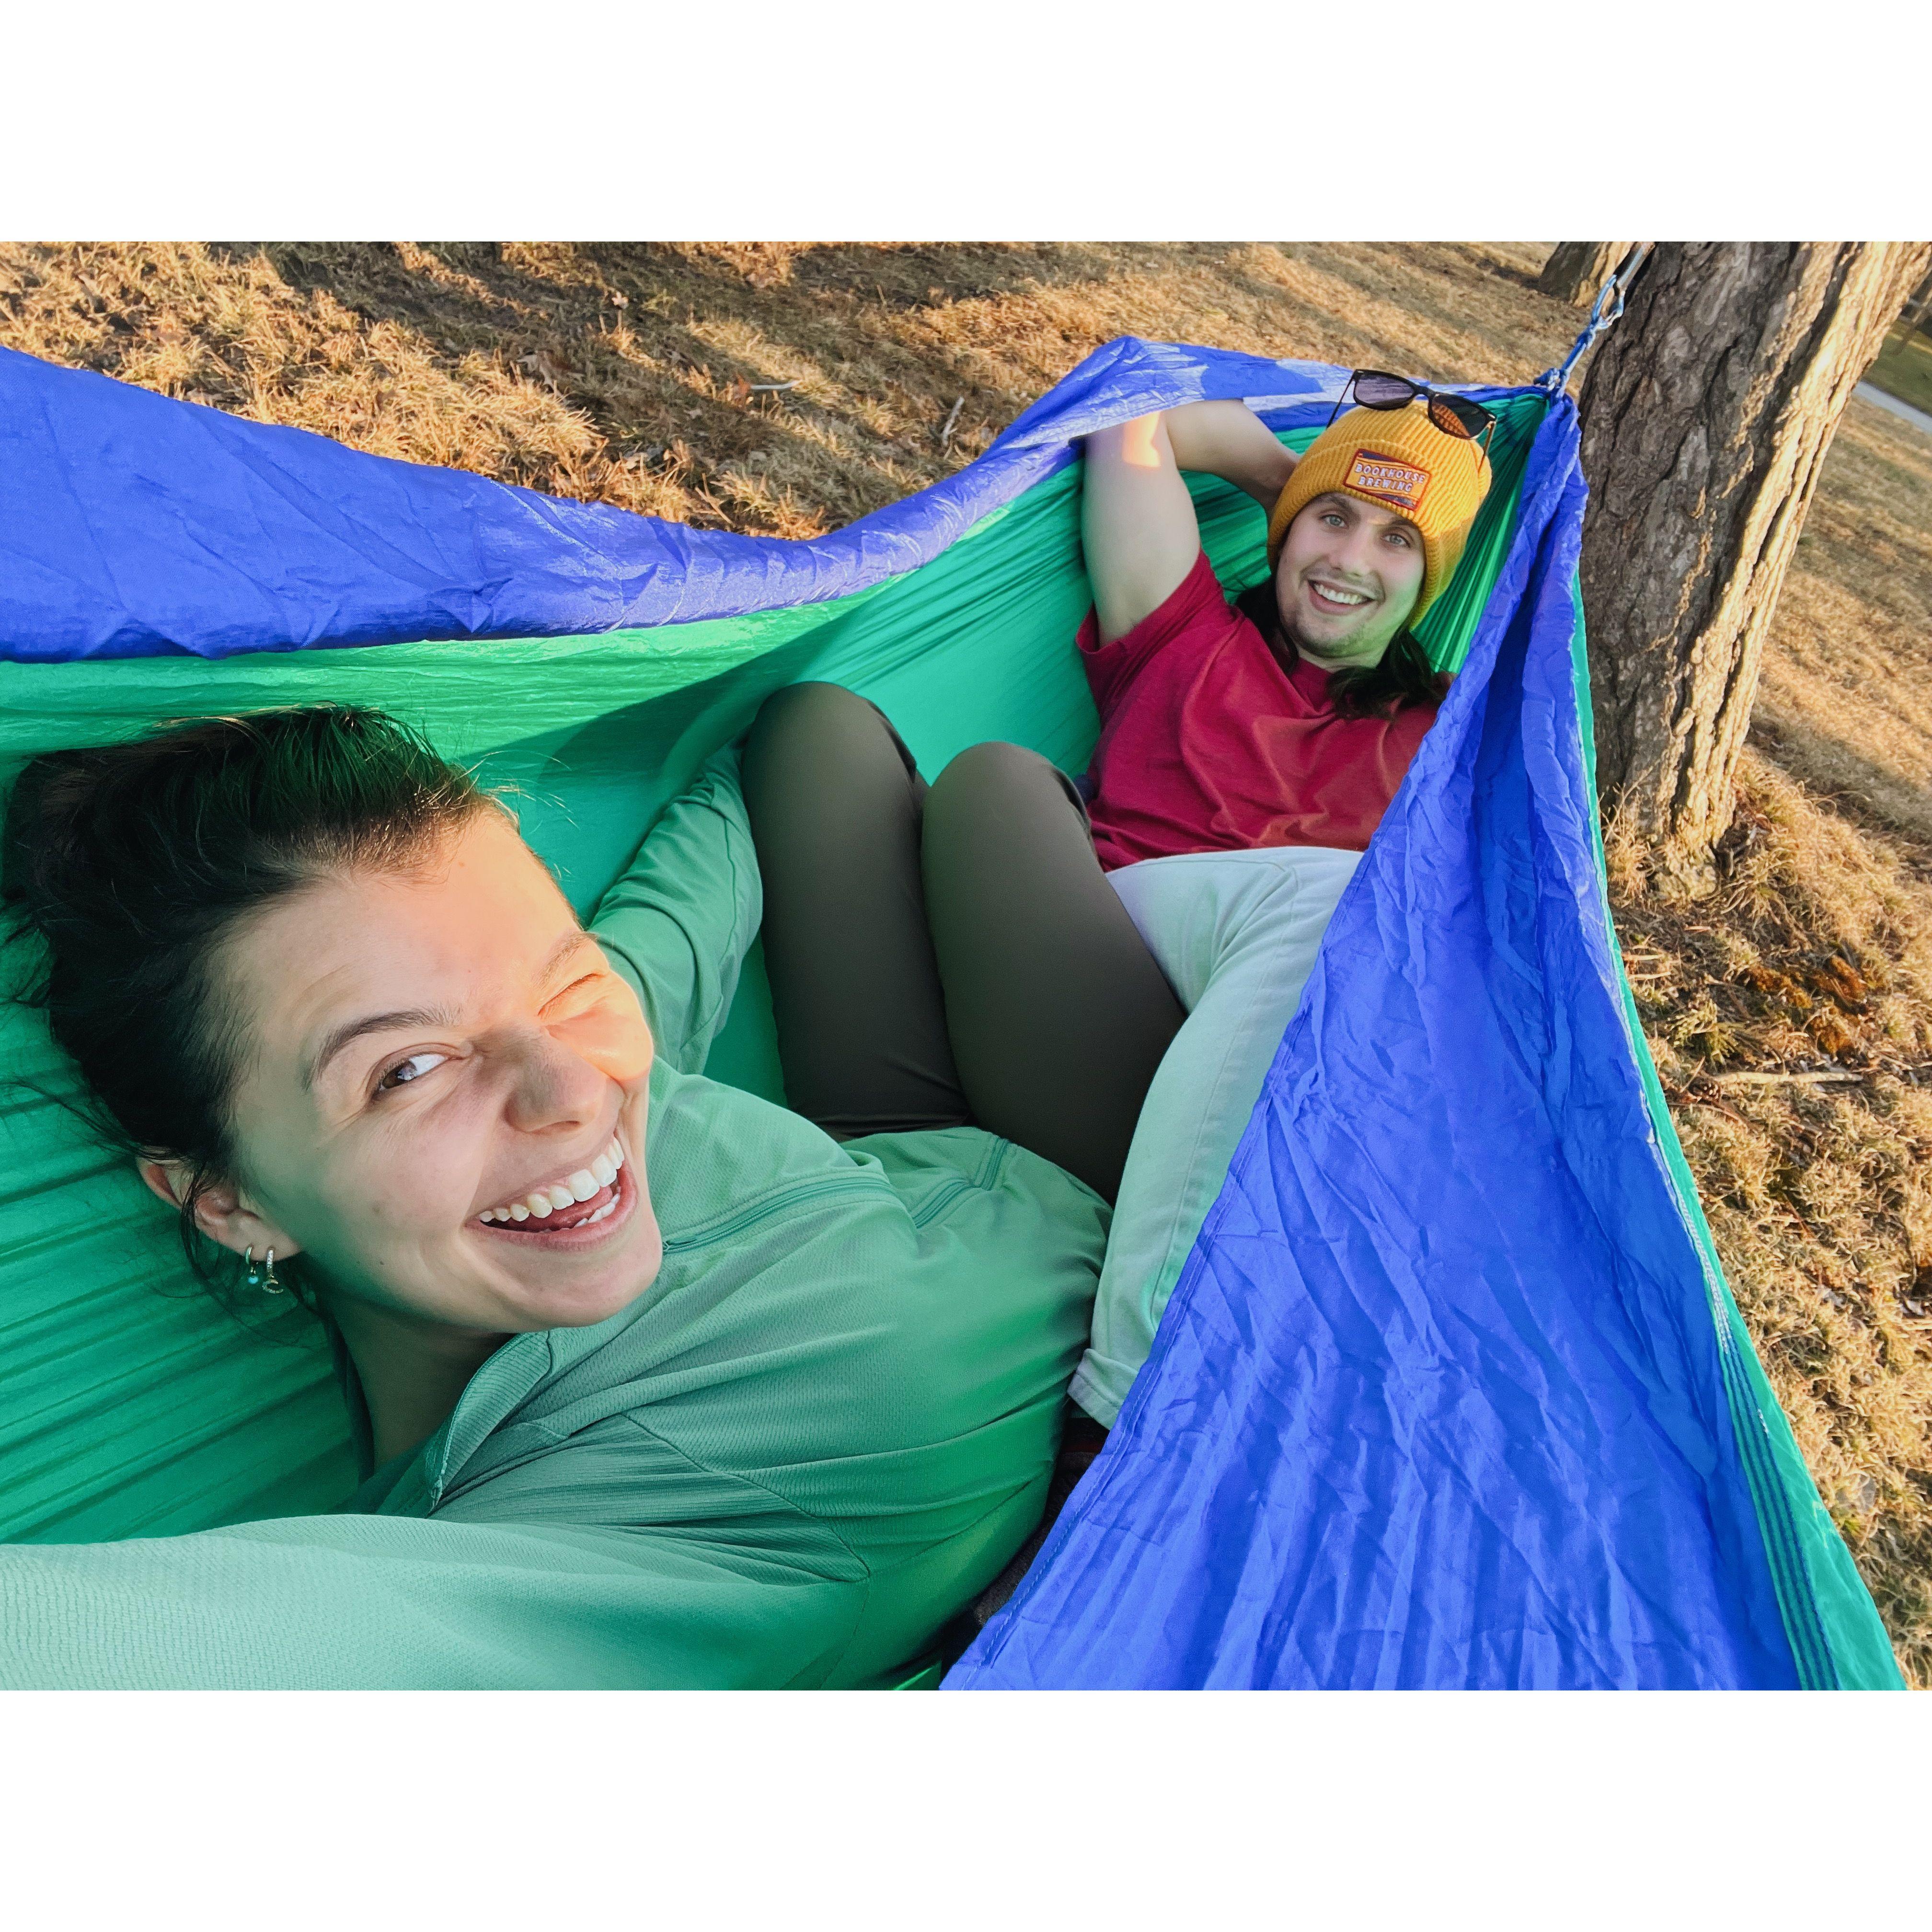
[376,1051,448,1093]
[544,974,605,1013]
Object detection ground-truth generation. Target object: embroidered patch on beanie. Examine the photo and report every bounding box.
[1345,450,1431,513]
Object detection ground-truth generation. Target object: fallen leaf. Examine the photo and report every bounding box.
[518,350,569,392]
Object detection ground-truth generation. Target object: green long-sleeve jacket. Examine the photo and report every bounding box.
[0,759,1107,1689]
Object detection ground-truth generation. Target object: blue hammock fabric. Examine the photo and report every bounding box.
[0,334,1899,1690]
[950,404,1825,1689]
[0,339,1329,659]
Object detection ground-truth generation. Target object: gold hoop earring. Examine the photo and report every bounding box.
[243,1245,285,1294]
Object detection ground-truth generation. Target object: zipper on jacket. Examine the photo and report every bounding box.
[909,1137,1010,1228]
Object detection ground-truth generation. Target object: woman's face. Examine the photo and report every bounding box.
[1274,491,1427,669]
[198,807,662,1339]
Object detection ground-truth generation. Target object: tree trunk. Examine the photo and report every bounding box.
[1576,241,1932,894]
[1539,243,1633,305]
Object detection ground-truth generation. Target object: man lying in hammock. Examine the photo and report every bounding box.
[741,382,1493,1493]
[1058,378,1495,1428]
[682,383,1495,1650]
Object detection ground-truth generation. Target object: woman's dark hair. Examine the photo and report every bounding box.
[1,704,492,1303]
[1236,581,1449,720]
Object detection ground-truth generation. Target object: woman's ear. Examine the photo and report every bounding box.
[135,1156,303,1262]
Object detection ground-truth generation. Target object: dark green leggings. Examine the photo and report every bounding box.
[740,682,1185,1202]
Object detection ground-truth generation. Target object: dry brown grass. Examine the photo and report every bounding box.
[1608,755,1932,1677]
[1754,398,1932,846]
[0,241,1566,539]
[4,241,1928,1680]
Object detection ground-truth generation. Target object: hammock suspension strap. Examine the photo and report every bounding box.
[1539,244,1655,396]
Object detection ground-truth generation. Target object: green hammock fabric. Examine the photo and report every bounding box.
[0,408,1541,1551]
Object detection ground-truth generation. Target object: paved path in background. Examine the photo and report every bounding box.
[1856,381,1932,438]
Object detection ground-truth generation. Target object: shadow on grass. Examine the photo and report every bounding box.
[1749,719,1932,872]
[200,242,1160,529]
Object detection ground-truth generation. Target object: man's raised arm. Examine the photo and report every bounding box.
[1081,401,1298,644]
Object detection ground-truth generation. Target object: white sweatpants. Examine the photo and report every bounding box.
[1069,843,1362,1427]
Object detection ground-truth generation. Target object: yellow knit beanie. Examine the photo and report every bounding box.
[1266,401,1492,625]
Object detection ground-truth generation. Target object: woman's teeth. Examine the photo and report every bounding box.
[477,1137,624,1224]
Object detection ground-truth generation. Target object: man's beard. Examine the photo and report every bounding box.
[1270,585,1387,666]
[1254,575,1391,670]
[1276,609,1317,655]
[1270,595,1336,665]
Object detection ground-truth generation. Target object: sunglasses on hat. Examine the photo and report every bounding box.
[1328,369,1497,457]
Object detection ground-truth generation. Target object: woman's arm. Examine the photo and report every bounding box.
[1081,401,1298,644]
[590,749,761,1075]
[0,1517,862,1688]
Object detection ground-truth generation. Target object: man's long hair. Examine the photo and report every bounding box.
[1235,581,1449,721]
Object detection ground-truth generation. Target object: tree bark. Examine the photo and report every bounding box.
[1539,243,1633,305]
[1576,241,1932,893]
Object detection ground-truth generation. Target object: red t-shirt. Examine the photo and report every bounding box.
[1078,551,1444,872]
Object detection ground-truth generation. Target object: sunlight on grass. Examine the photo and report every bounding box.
[1866,323,1932,416]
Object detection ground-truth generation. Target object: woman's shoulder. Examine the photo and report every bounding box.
[644,1059,890,1230]
[646,1081,1100,1255]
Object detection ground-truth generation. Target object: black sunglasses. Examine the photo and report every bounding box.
[1328,369,1496,457]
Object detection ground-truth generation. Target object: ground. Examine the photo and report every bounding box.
[1868,321,1932,418]
[4,241,1928,1683]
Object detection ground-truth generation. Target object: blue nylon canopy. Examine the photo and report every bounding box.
[0,334,1898,1689]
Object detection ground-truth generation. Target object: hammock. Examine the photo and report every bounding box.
[0,334,1901,1689]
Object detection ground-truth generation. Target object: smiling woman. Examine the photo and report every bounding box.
[3,710,665,1463]
[0,703,1115,1687]
[170,795,666,1463]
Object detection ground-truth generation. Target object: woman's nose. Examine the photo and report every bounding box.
[500,1027,608,1134]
